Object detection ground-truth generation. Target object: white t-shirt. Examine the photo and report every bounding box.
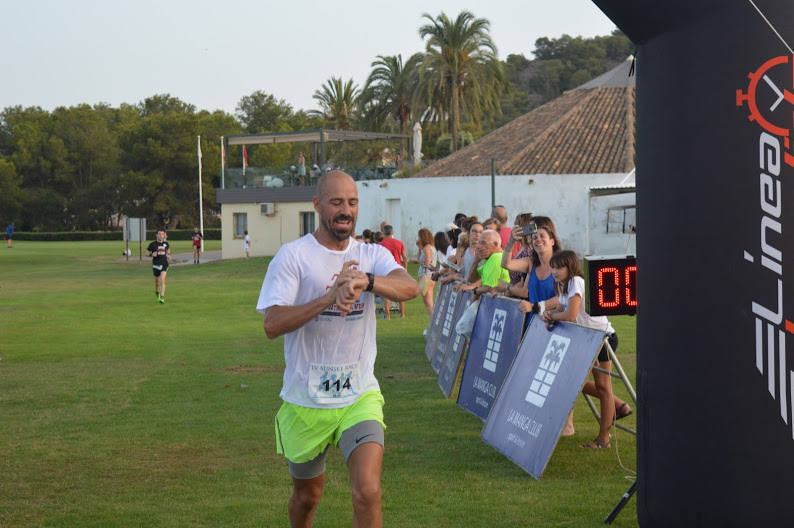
[256,234,401,408]
[439,245,455,267]
[244,234,251,249]
[558,276,615,334]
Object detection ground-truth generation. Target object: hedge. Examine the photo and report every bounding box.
[11,229,221,242]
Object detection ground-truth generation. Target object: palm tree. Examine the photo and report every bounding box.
[359,53,423,161]
[418,11,506,153]
[309,77,359,130]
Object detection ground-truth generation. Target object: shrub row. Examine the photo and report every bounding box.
[12,229,221,241]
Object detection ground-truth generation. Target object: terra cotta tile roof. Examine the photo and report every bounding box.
[416,59,636,177]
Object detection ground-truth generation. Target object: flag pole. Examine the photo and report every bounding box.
[197,135,204,252]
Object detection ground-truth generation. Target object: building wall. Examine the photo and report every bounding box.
[354,174,635,257]
[220,201,316,258]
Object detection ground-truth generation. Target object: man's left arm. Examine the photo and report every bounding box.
[335,267,417,314]
[371,267,417,302]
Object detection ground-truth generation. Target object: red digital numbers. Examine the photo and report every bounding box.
[597,266,621,308]
[625,265,637,307]
[586,256,637,316]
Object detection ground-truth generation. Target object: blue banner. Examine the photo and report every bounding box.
[424,282,451,363]
[481,317,606,478]
[457,295,525,420]
[437,289,475,398]
[431,286,462,372]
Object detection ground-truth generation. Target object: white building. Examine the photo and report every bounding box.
[216,59,636,258]
[356,58,637,257]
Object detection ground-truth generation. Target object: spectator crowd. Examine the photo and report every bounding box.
[355,205,632,450]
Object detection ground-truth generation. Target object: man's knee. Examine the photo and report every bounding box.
[351,480,381,510]
[292,480,324,511]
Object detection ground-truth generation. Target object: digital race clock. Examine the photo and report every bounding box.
[583,255,637,316]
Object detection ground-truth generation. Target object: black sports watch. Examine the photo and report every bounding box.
[365,273,375,292]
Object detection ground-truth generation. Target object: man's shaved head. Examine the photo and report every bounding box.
[316,170,356,200]
[492,206,508,224]
[313,170,359,244]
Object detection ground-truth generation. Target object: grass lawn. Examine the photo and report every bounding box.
[0,241,638,527]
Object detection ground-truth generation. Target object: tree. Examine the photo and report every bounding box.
[418,11,506,153]
[118,96,202,228]
[0,156,23,226]
[360,53,423,160]
[310,77,359,130]
[51,105,121,229]
[1,105,71,193]
[138,94,196,116]
[235,91,294,133]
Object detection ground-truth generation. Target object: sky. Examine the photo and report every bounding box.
[0,0,616,116]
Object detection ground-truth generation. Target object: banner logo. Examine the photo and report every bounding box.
[736,55,794,437]
[442,290,459,337]
[525,335,570,407]
[483,308,507,372]
[736,56,794,168]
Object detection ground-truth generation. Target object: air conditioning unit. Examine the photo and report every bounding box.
[260,202,275,215]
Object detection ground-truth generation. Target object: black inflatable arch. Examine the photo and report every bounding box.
[592,1,794,525]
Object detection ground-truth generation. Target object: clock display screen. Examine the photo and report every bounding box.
[583,255,637,316]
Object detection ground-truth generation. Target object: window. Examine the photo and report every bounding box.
[606,206,636,234]
[233,212,247,237]
[300,212,315,236]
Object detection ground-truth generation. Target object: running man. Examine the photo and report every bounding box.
[146,229,170,303]
[257,170,417,527]
[6,222,13,248]
[192,227,203,264]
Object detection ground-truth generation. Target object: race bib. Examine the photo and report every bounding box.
[308,362,360,404]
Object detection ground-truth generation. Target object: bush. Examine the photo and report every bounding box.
[12,231,123,241]
[11,229,221,241]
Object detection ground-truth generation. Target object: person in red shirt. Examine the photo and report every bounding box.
[192,227,203,264]
[379,225,407,319]
[492,205,513,250]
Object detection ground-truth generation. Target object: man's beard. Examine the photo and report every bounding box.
[323,214,356,241]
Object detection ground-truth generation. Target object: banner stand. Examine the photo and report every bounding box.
[582,338,637,436]
[582,336,637,524]
[605,480,637,525]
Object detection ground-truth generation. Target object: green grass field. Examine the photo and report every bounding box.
[0,241,638,527]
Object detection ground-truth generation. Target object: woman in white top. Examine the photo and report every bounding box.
[460,221,483,282]
[433,231,455,266]
[410,228,438,315]
[542,249,629,449]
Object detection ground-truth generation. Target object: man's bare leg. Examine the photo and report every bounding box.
[347,442,383,528]
[289,473,325,528]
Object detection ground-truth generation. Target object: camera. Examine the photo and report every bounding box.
[521,222,538,236]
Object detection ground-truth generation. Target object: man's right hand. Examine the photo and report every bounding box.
[332,260,368,316]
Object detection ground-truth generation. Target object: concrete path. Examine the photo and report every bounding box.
[117,250,222,265]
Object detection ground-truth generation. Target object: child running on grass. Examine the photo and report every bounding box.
[146,229,171,303]
[542,250,631,449]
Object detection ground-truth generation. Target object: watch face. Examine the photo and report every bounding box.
[583,256,637,316]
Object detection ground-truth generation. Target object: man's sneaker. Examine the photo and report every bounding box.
[158,296,164,304]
